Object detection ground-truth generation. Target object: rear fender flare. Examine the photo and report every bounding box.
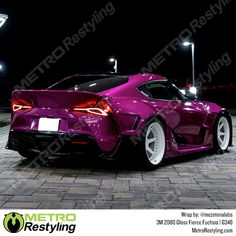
[138,113,170,145]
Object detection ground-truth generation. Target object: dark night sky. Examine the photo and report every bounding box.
[0,0,234,102]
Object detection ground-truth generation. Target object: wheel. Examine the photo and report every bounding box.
[137,119,166,170]
[214,116,230,152]
[18,150,40,160]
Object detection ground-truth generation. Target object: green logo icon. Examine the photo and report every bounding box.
[3,212,24,233]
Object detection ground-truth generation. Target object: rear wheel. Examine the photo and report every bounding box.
[214,116,230,152]
[137,119,166,170]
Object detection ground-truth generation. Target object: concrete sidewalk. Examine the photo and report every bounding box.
[0,111,10,123]
[0,113,10,128]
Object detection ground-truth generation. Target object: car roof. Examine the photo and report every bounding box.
[48,73,168,95]
[53,73,167,91]
[65,73,166,82]
[65,73,167,89]
[127,73,167,86]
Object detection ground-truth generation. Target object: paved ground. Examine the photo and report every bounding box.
[0,111,10,127]
[0,112,236,209]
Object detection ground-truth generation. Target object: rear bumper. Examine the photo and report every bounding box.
[6,131,100,156]
[10,108,120,152]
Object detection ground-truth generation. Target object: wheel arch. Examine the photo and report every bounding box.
[143,113,167,134]
[140,113,172,151]
[135,113,167,169]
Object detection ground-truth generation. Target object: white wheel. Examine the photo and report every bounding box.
[216,116,230,151]
[144,121,165,166]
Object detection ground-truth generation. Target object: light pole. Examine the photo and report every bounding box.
[0,14,8,75]
[0,14,8,73]
[183,42,195,91]
[109,57,118,73]
[0,14,8,28]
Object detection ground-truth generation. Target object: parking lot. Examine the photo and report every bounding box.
[0,112,236,209]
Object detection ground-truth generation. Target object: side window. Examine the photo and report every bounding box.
[169,85,185,101]
[146,83,172,100]
[137,84,152,98]
[138,82,185,101]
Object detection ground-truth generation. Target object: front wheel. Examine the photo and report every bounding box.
[214,116,231,152]
[138,119,166,170]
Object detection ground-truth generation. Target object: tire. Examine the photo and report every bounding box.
[137,119,166,170]
[213,116,231,153]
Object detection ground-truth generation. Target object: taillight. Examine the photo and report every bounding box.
[12,99,32,112]
[72,98,113,116]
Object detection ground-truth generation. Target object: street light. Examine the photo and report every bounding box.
[183,41,195,90]
[0,14,8,28]
[109,57,118,73]
[0,63,5,73]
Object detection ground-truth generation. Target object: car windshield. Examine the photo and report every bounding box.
[48,75,129,93]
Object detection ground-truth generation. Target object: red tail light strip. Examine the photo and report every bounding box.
[12,99,33,112]
[72,98,113,116]
[72,107,109,116]
[12,104,32,112]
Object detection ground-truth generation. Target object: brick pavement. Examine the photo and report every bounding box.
[0,113,235,209]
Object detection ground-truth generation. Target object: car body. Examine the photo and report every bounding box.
[6,73,233,169]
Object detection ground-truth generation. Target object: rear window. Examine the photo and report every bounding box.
[48,75,129,93]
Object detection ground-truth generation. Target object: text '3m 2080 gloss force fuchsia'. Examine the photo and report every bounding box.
[6,73,233,169]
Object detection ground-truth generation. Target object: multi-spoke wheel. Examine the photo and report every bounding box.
[214,116,230,152]
[137,119,166,170]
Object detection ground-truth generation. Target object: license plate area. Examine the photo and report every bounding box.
[38,118,60,132]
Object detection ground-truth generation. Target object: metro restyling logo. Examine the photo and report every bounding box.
[3,212,76,234]
[3,212,24,233]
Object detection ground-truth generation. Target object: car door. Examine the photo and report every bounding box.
[167,84,208,145]
[141,81,183,132]
[142,81,207,145]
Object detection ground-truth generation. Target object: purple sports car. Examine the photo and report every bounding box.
[6,73,233,169]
